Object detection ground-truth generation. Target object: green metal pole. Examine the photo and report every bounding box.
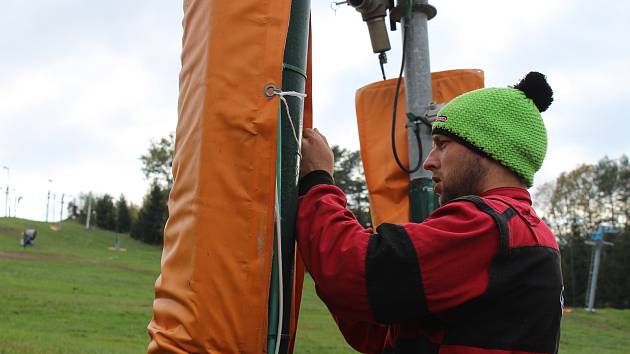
[409,177,439,221]
[267,1,310,353]
[279,1,310,352]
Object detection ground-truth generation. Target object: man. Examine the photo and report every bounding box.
[296,72,563,354]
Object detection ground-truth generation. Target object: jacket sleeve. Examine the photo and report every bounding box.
[297,171,387,353]
[296,171,499,341]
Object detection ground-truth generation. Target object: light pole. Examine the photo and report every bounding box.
[86,192,93,229]
[45,179,52,222]
[51,193,57,223]
[15,196,22,218]
[2,166,9,217]
[59,193,65,225]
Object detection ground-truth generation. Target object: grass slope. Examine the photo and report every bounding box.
[0,218,161,354]
[1,217,630,353]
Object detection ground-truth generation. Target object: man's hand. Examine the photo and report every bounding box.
[300,128,334,179]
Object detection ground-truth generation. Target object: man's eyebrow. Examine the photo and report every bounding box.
[433,136,448,143]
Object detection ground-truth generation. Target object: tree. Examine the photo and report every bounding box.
[129,202,140,227]
[131,181,168,244]
[140,132,175,189]
[549,164,598,235]
[536,155,630,308]
[134,132,174,244]
[594,156,619,226]
[67,199,79,220]
[116,195,132,233]
[74,192,96,226]
[332,145,371,228]
[617,155,630,227]
[95,194,116,231]
[599,228,630,308]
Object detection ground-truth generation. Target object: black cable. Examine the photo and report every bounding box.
[391,20,423,174]
[379,52,387,81]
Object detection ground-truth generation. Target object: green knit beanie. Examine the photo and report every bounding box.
[432,72,553,187]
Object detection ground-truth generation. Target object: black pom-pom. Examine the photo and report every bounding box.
[513,71,553,112]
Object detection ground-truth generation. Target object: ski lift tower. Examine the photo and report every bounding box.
[584,225,617,312]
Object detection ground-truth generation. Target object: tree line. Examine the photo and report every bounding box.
[67,193,134,234]
[535,155,630,308]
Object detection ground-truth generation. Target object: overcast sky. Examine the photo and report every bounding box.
[1,0,629,222]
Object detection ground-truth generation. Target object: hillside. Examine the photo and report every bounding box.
[1,217,630,353]
[0,218,161,354]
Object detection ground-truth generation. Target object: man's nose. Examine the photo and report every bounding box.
[423,148,438,171]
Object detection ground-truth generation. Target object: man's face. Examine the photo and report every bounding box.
[423,134,487,204]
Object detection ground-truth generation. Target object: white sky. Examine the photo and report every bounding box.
[1,0,629,221]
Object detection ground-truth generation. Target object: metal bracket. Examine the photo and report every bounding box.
[330,1,348,15]
[390,1,437,30]
[282,63,308,80]
[405,103,443,127]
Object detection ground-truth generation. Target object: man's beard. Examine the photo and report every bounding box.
[439,154,487,205]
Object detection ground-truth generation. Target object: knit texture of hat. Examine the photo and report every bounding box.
[432,72,553,187]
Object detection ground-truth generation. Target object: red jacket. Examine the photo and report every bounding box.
[296,171,562,354]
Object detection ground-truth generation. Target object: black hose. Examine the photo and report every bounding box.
[391,21,423,174]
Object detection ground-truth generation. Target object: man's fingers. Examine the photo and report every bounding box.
[303,128,323,141]
[302,128,316,140]
[313,129,329,145]
[302,128,330,149]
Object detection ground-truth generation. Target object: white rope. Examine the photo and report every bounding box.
[274,90,307,99]
[274,179,283,354]
[273,90,307,158]
[269,88,306,354]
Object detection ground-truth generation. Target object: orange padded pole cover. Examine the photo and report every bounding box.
[356,69,484,228]
[147,0,292,352]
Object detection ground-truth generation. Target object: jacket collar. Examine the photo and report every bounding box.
[480,187,532,206]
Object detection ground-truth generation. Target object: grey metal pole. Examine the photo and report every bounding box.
[402,0,438,222]
[15,196,21,218]
[45,179,52,222]
[51,194,57,222]
[4,186,8,217]
[46,191,51,222]
[59,193,65,224]
[586,241,602,312]
[86,192,92,229]
[3,166,9,217]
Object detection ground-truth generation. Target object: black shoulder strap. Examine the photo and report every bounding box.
[450,195,517,259]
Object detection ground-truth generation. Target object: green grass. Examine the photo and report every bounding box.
[560,308,630,353]
[0,218,160,354]
[1,217,630,353]
[294,276,355,353]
